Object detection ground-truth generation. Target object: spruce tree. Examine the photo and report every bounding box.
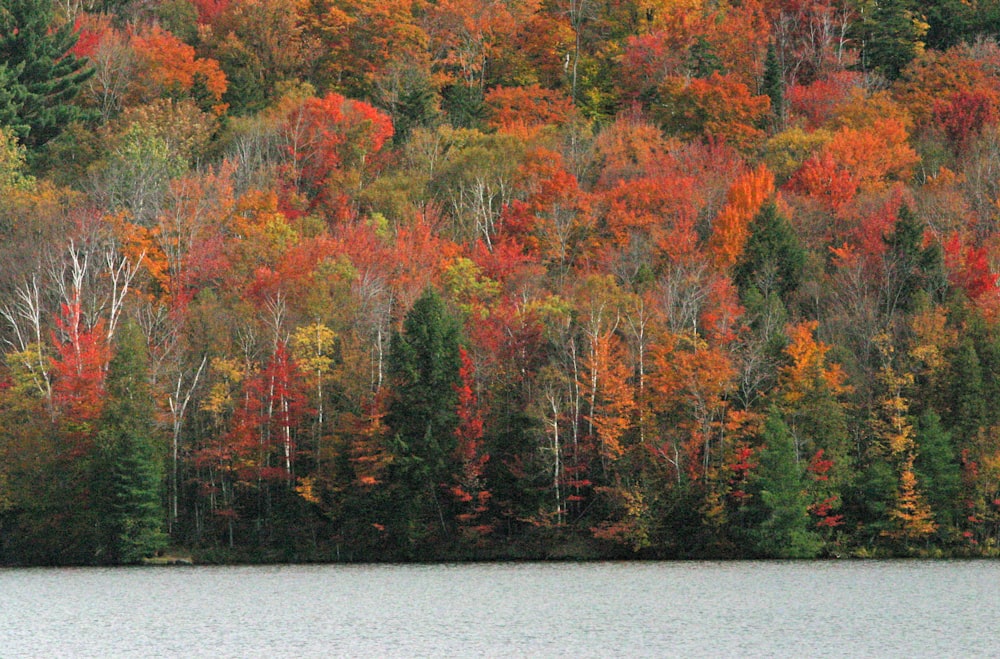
[762,42,784,130]
[733,201,805,305]
[95,321,167,564]
[385,287,463,547]
[914,409,960,534]
[749,411,822,558]
[0,0,94,149]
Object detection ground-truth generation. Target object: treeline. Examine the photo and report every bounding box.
[3,0,1000,564]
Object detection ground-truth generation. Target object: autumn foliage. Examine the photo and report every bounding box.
[4,0,1000,564]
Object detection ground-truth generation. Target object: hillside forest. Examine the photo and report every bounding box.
[3,0,1000,564]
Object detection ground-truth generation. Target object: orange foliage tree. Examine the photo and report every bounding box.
[656,73,771,151]
[708,165,775,269]
[484,85,577,136]
[130,25,229,115]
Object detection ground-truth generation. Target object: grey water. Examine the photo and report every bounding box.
[1,560,998,657]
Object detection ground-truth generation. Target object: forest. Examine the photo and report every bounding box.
[2,0,1000,564]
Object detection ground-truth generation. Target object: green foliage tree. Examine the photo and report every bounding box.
[852,0,929,81]
[733,201,805,305]
[0,63,26,136]
[883,205,945,316]
[385,287,464,548]
[94,321,167,564]
[943,338,987,445]
[748,411,822,558]
[0,0,95,149]
[762,42,784,130]
[921,0,978,50]
[0,126,33,191]
[914,409,961,535]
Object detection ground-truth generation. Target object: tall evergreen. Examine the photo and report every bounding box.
[945,338,987,445]
[883,205,945,316]
[914,409,960,535]
[95,321,167,564]
[852,0,928,80]
[385,287,463,548]
[748,411,822,558]
[762,42,784,130]
[0,0,94,149]
[733,201,805,305]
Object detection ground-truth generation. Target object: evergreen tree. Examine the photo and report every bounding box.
[733,201,805,305]
[689,36,723,78]
[944,338,987,445]
[442,84,485,130]
[0,0,94,149]
[385,288,464,548]
[0,63,27,137]
[95,321,166,564]
[922,0,976,50]
[393,84,441,145]
[762,42,784,130]
[914,409,960,534]
[883,205,945,316]
[853,0,929,80]
[748,411,822,558]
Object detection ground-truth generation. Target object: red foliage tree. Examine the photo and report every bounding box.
[227,343,310,486]
[282,93,394,214]
[51,299,110,456]
[451,347,492,538]
[944,234,1000,306]
[932,90,1000,153]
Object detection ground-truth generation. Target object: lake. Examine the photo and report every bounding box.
[1,560,997,657]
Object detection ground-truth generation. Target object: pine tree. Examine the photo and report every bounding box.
[95,321,167,564]
[762,42,784,130]
[385,287,464,547]
[853,0,929,80]
[0,0,95,149]
[749,411,822,558]
[733,200,805,305]
[914,409,960,534]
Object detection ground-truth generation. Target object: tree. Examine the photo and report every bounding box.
[914,409,961,534]
[762,42,785,130]
[748,411,822,558]
[129,25,229,116]
[0,0,95,149]
[884,452,938,550]
[656,73,771,151]
[708,165,775,270]
[882,204,945,316]
[0,126,33,192]
[94,321,167,564]
[281,92,394,214]
[778,321,852,478]
[484,85,577,136]
[852,0,929,81]
[385,287,464,545]
[733,200,805,304]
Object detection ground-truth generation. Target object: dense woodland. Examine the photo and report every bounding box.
[3,0,1000,564]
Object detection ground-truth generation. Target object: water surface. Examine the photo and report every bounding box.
[2,560,997,657]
